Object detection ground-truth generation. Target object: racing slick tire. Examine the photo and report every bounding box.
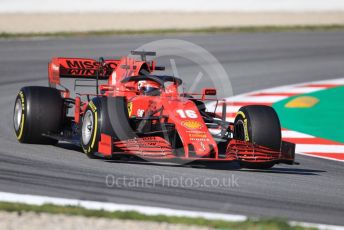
[13,86,63,144]
[234,105,281,169]
[81,96,135,158]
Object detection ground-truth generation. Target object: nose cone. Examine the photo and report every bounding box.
[163,99,218,158]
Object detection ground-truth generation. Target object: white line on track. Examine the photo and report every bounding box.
[297,152,344,162]
[311,78,344,85]
[225,77,344,101]
[218,105,241,113]
[0,191,343,230]
[282,130,314,138]
[258,86,327,94]
[296,144,344,153]
[0,191,246,221]
[227,95,288,103]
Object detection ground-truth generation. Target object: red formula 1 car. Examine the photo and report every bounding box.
[13,51,296,169]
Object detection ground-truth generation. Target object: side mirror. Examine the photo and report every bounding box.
[202,88,217,96]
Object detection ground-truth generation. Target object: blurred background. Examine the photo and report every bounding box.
[1,0,344,34]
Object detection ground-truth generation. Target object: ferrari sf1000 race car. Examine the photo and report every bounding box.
[13,51,296,169]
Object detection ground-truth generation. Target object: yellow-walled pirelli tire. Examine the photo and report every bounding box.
[13,86,63,144]
[81,100,101,158]
[234,105,282,169]
[80,97,136,159]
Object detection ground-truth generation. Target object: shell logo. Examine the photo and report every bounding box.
[285,96,319,108]
[181,120,203,129]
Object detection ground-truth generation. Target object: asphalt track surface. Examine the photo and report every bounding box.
[0,32,344,225]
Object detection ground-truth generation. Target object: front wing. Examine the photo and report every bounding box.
[98,134,296,165]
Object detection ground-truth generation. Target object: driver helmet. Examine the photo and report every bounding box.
[137,80,161,96]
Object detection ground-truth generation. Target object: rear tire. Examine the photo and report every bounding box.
[234,105,281,169]
[13,86,63,144]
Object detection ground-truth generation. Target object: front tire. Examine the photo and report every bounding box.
[80,97,135,158]
[13,86,63,144]
[234,105,281,169]
[81,103,99,158]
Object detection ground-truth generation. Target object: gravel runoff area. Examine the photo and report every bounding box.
[0,211,211,230]
[1,12,344,33]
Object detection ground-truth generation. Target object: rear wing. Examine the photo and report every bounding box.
[48,57,120,85]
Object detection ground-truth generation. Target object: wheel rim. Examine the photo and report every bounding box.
[82,110,94,145]
[234,120,245,141]
[14,98,22,131]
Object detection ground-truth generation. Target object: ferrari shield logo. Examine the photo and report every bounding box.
[127,102,133,116]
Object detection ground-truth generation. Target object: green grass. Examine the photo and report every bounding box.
[1,25,344,38]
[273,85,344,144]
[0,201,316,230]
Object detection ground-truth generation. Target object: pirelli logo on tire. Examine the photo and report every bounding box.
[81,102,98,155]
[236,111,250,142]
[19,91,25,109]
[17,91,25,140]
[89,101,97,113]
